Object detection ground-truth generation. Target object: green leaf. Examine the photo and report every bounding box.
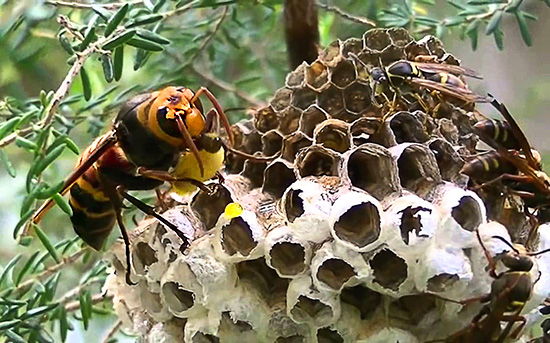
[100,55,114,83]
[19,236,33,246]
[0,150,16,178]
[91,5,112,21]
[144,0,155,11]
[20,304,58,320]
[80,290,92,330]
[63,136,79,154]
[153,0,168,12]
[15,136,37,151]
[136,29,170,45]
[78,27,96,51]
[34,144,66,177]
[133,48,151,70]
[57,306,70,342]
[485,10,503,35]
[0,117,22,140]
[80,67,92,101]
[101,29,137,50]
[127,37,164,51]
[0,320,21,330]
[13,211,33,239]
[113,45,124,81]
[34,181,64,200]
[0,254,22,287]
[52,193,73,217]
[443,16,465,26]
[15,251,40,286]
[58,34,73,54]
[33,225,61,263]
[543,0,550,7]
[522,12,537,21]
[104,3,129,37]
[127,14,163,28]
[5,330,26,343]
[515,11,532,46]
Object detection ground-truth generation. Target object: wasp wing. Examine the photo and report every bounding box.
[415,62,483,79]
[490,98,540,171]
[409,78,491,103]
[32,131,118,224]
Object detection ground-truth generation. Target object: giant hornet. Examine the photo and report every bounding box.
[350,53,489,117]
[429,232,550,343]
[461,97,550,241]
[29,86,266,285]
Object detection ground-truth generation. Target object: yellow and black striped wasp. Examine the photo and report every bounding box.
[30,86,238,285]
[350,54,490,123]
[462,97,550,242]
[429,232,550,343]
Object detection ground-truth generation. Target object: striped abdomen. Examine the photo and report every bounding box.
[474,119,520,150]
[68,134,132,250]
[461,151,517,182]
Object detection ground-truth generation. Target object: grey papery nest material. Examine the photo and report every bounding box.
[104,28,550,343]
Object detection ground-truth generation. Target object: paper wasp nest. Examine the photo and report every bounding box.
[105,29,550,342]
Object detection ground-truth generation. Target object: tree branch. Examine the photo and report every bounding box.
[316,2,376,27]
[190,65,265,108]
[13,248,89,297]
[44,0,143,10]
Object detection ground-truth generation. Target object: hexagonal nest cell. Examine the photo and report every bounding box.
[106,28,548,343]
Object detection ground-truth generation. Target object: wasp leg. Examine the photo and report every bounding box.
[475,229,500,278]
[219,140,280,162]
[97,175,135,286]
[136,167,213,194]
[116,186,189,250]
[496,313,526,342]
[191,87,234,145]
[155,188,169,212]
[471,173,533,191]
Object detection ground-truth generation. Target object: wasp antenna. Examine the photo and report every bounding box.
[348,52,367,67]
[491,235,521,254]
[221,140,280,162]
[176,116,205,177]
[528,247,550,256]
[192,87,234,147]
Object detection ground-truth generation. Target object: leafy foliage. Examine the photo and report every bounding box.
[0,0,547,341]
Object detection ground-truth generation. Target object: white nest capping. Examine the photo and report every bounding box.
[429,182,487,248]
[264,225,312,278]
[212,208,265,262]
[329,190,384,251]
[383,192,438,252]
[282,178,333,243]
[286,275,340,327]
[413,245,473,299]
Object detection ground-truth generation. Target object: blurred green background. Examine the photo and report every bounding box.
[0,0,548,341]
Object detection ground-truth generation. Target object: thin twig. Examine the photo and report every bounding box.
[190,65,265,108]
[0,25,120,150]
[13,248,89,297]
[102,320,122,343]
[162,0,201,18]
[189,6,229,64]
[316,2,376,27]
[44,0,143,10]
